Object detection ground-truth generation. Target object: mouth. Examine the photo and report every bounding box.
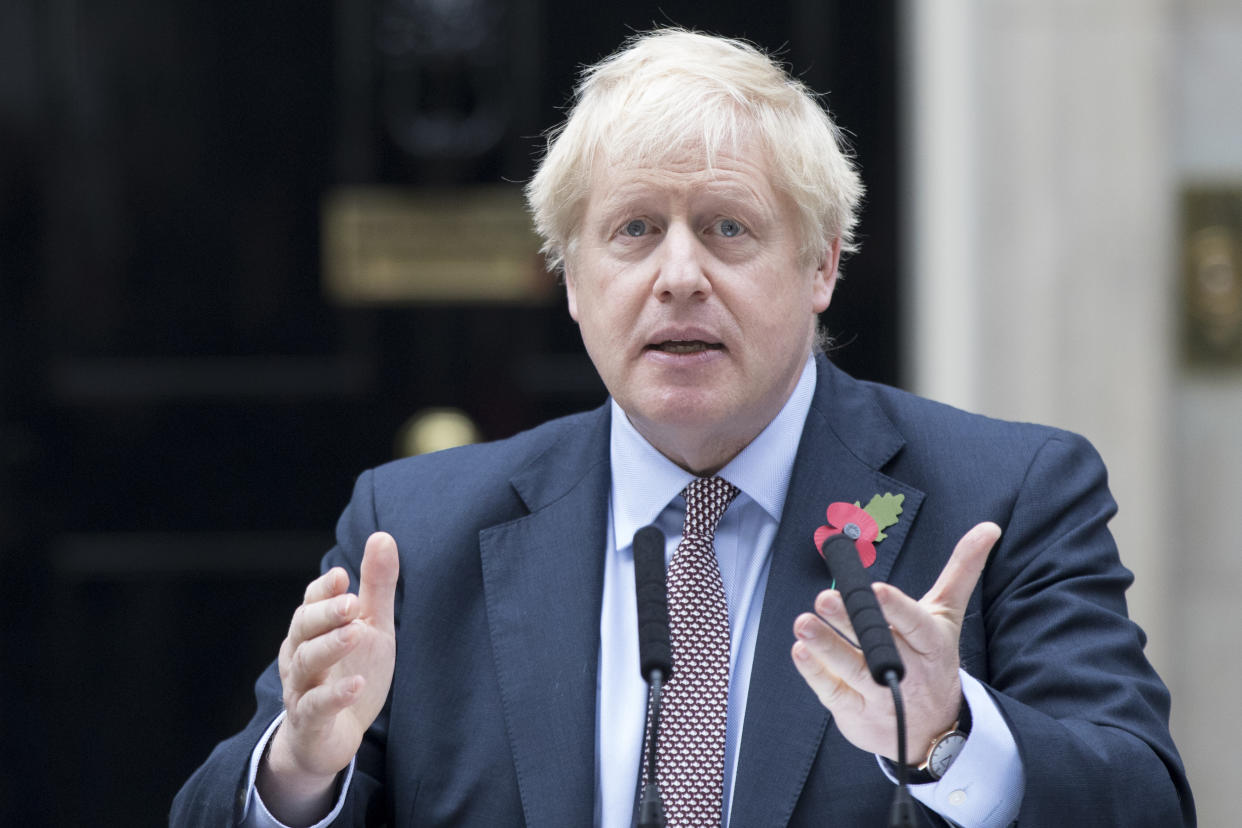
[645,339,725,354]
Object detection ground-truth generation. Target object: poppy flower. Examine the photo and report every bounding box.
[813,502,879,568]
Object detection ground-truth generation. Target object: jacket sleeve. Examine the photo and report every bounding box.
[170,470,391,827]
[975,432,1195,825]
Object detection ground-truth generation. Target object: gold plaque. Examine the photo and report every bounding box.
[1182,187,1242,367]
[323,186,552,304]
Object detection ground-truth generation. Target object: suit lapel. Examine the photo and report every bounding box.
[478,409,611,828]
[730,357,925,827]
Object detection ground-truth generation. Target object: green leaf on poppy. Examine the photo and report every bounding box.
[860,493,904,543]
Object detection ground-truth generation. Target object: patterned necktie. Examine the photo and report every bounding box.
[652,475,739,828]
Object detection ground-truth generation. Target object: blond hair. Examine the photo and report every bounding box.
[525,28,864,272]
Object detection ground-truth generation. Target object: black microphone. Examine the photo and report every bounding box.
[632,525,669,828]
[818,533,904,685]
[633,525,672,682]
[818,532,917,827]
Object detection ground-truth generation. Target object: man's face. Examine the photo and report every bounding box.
[565,140,839,473]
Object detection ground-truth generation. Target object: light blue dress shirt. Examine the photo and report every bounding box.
[243,356,1023,828]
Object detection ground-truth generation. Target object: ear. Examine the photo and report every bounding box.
[563,263,580,322]
[811,238,842,314]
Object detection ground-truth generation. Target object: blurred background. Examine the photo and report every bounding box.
[0,0,1237,824]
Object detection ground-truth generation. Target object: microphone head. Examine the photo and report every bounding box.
[632,525,671,681]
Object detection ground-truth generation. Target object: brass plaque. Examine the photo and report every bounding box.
[323,186,552,304]
[1182,187,1242,367]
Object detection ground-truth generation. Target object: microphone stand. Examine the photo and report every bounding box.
[885,671,917,827]
[637,669,667,828]
[632,525,670,828]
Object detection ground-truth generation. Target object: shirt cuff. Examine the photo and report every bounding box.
[239,711,357,828]
[877,670,1024,828]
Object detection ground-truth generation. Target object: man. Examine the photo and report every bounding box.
[173,29,1194,827]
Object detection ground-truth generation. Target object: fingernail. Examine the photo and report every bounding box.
[793,642,810,660]
[796,618,817,639]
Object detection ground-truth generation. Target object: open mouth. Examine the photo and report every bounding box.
[647,340,725,354]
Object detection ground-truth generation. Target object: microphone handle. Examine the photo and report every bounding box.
[821,533,905,684]
[820,534,914,823]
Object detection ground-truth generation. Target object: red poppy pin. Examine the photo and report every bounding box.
[813,493,905,568]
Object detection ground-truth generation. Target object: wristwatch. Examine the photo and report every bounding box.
[905,695,972,783]
[919,724,968,780]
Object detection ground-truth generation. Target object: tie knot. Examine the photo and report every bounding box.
[680,476,739,539]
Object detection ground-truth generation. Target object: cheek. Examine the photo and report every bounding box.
[738,267,821,346]
[566,283,613,349]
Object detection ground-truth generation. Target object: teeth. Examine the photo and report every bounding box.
[658,340,718,353]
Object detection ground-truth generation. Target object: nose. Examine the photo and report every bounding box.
[651,223,711,302]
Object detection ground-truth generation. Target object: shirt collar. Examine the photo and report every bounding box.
[609,354,817,551]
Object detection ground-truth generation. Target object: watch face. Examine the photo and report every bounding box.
[929,731,968,779]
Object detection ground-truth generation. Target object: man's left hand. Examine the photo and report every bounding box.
[791,521,1002,763]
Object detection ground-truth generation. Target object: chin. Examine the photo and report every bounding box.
[630,388,741,432]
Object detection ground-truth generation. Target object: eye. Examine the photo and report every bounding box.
[716,218,744,238]
[621,219,649,237]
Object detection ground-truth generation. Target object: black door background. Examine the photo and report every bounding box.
[0,2,899,824]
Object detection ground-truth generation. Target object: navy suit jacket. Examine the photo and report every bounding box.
[172,355,1194,826]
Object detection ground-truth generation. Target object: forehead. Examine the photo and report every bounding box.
[586,139,780,214]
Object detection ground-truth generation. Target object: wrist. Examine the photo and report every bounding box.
[257,725,342,825]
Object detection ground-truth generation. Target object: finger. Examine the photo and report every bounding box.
[813,589,859,648]
[304,566,350,605]
[872,582,941,656]
[285,620,364,692]
[793,611,872,691]
[922,522,1001,617]
[288,592,359,648]
[791,623,874,716]
[358,532,400,628]
[289,674,365,728]
[791,638,857,712]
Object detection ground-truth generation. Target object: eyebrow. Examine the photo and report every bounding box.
[591,178,775,227]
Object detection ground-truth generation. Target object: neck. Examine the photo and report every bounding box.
[622,352,815,477]
[627,387,798,476]
[636,428,754,477]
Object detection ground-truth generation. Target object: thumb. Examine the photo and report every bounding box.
[358,531,400,630]
[923,522,1000,619]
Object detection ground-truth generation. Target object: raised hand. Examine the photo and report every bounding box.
[791,522,1001,762]
[257,532,400,824]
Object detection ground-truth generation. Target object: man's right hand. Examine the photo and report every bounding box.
[256,531,400,826]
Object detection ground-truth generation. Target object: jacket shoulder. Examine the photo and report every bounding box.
[859,378,1094,466]
[362,405,609,515]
